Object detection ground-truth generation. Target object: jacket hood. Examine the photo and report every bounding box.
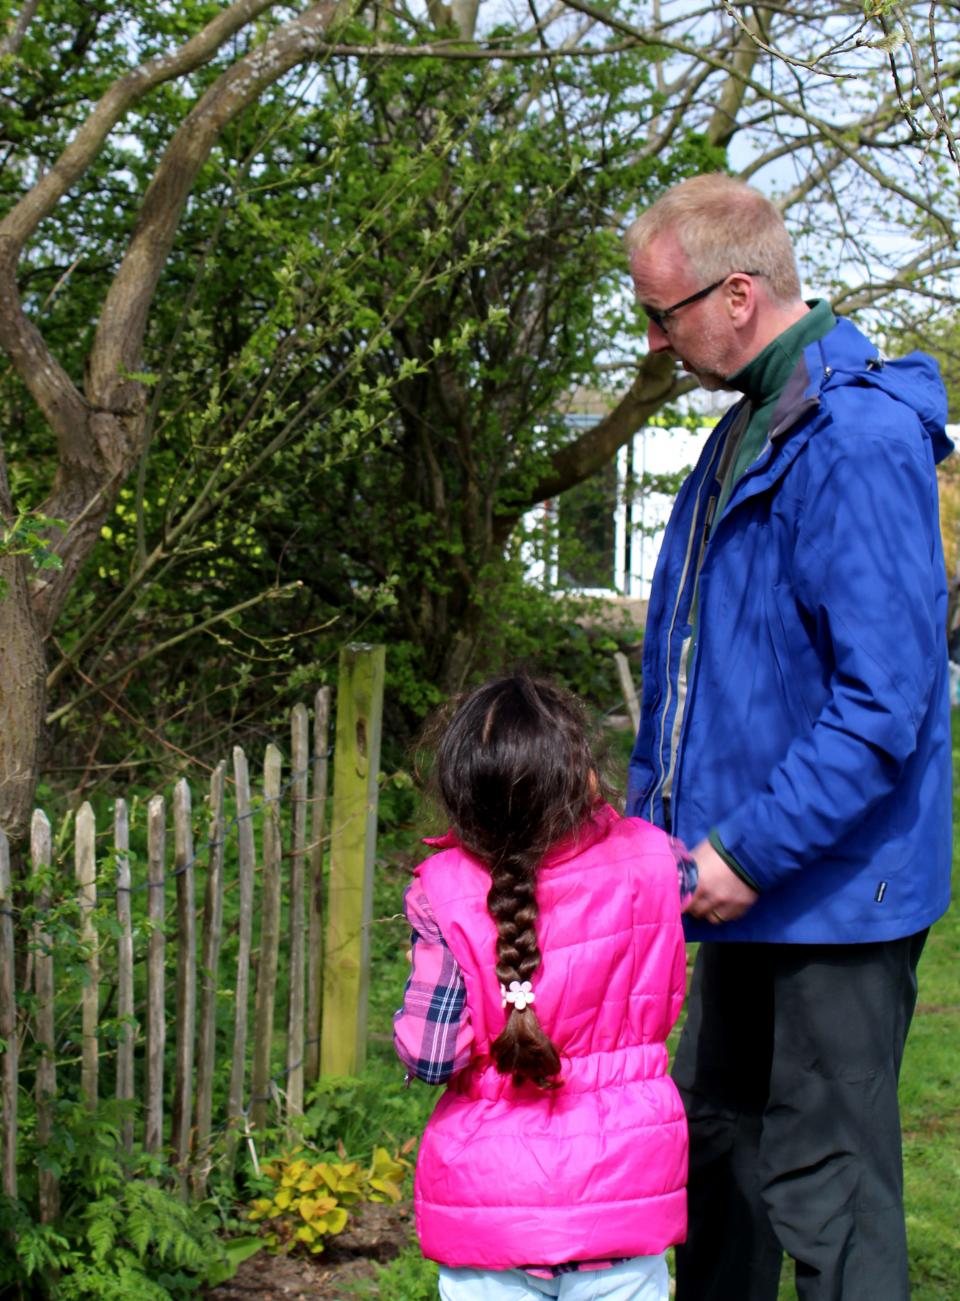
[805,317,953,464]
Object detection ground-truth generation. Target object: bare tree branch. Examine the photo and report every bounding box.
[718,0,872,74]
[832,242,960,314]
[452,0,482,40]
[512,352,696,508]
[235,36,652,59]
[1,3,346,630]
[0,0,40,59]
[889,2,960,165]
[0,1,283,452]
[0,0,281,253]
[509,4,780,507]
[559,0,957,238]
[707,5,773,146]
[88,3,338,403]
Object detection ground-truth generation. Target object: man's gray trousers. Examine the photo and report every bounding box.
[673,933,927,1301]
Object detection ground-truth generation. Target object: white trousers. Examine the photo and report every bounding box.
[438,1253,669,1300]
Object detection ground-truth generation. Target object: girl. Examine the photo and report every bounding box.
[394,675,693,1301]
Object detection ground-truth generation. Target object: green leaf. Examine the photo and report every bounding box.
[205,1236,264,1286]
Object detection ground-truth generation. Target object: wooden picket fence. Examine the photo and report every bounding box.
[0,643,386,1212]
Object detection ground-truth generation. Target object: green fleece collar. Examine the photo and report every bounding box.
[728,298,835,402]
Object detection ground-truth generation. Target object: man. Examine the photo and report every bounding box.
[624,173,952,1300]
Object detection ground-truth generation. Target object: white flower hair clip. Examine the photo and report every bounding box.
[501,980,535,1012]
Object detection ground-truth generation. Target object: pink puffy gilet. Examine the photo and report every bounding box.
[413,803,688,1269]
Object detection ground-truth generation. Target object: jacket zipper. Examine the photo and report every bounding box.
[668,391,823,826]
[648,428,728,823]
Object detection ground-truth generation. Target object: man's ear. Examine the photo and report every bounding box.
[725,272,755,325]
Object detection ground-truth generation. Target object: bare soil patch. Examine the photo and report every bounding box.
[205,1200,415,1300]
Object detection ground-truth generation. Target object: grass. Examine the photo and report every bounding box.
[351,721,960,1299]
[883,869,960,1299]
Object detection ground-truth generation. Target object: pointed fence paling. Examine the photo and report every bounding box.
[225,745,255,1172]
[76,803,98,1107]
[115,799,135,1155]
[0,648,385,1208]
[286,705,308,1125]
[305,686,331,1087]
[31,810,59,1222]
[0,829,16,1201]
[145,794,167,1156]
[171,778,196,1186]
[194,760,226,1196]
[250,742,282,1135]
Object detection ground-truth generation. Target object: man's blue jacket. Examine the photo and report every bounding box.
[627,317,954,944]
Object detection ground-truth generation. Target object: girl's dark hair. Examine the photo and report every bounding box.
[433,675,605,1089]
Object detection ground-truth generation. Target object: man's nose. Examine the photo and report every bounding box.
[647,320,672,353]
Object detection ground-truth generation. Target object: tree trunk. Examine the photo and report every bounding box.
[0,552,46,845]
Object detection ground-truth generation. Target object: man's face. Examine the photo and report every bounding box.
[629,232,736,392]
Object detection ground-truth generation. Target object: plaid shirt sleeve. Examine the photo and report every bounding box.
[393,879,474,1085]
[670,836,699,902]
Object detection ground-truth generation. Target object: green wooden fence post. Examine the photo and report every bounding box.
[320,644,385,1077]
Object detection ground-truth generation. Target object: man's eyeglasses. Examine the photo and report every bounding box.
[640,270,764,333]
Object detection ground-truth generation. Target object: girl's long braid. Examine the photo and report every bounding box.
[486,846,561,1087]
[432,675,608,1089]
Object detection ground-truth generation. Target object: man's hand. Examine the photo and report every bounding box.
[684,838,759,924]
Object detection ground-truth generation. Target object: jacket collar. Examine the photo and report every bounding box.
[728,299,835,405]
[717,315,952,521]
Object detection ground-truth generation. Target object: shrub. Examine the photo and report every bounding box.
[247,1146,410,1256]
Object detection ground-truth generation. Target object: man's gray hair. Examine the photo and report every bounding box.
[625,174,802,304]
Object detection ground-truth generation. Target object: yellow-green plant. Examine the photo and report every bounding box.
[248,1146,410,1255]
[366,1146,408,1203]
